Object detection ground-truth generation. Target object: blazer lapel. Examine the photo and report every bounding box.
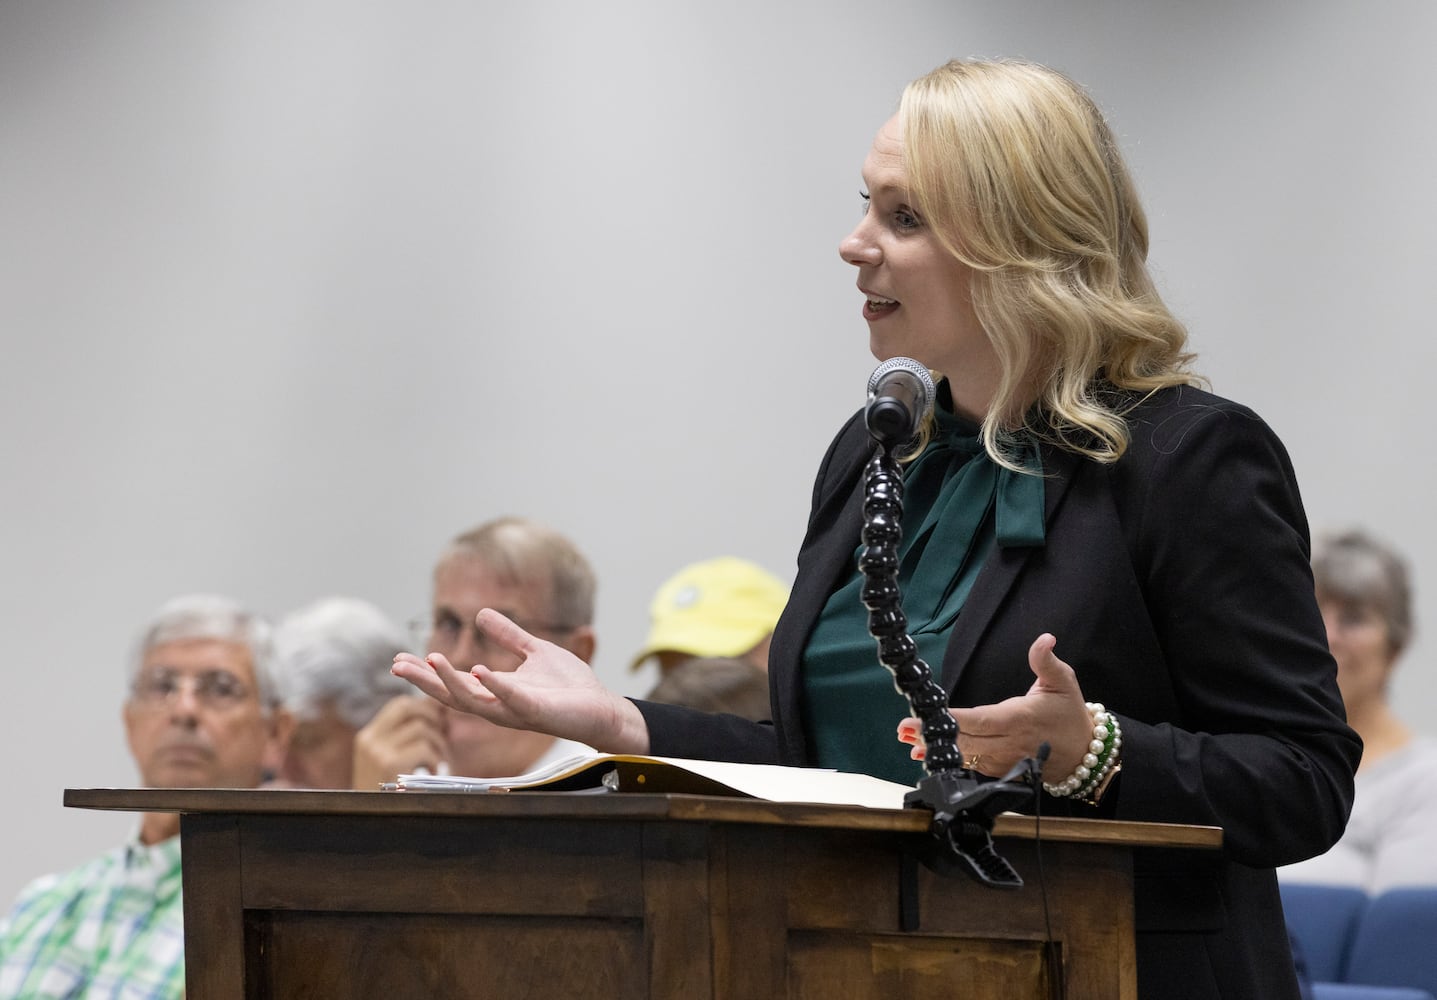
[778,424,877,644]
[938,443,1082,693]
[769,424,876,762]
[774,427,1086,747]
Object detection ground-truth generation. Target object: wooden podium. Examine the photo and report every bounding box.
[65,787,1218,999]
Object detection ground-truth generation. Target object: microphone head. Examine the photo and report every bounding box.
[865,358,936,447]
[867,357,937,409]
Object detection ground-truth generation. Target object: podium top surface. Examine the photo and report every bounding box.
[63,787,1221,850]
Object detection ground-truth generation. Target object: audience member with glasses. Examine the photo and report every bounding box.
[0,594,292,999]
[350,516,597,788]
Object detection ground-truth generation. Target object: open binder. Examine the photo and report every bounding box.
[394,753,916,810]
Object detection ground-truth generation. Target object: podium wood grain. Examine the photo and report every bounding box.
[66,787,1218,999]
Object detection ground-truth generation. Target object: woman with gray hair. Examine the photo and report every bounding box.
[1283,529,1437,892]
[272,596,411,789]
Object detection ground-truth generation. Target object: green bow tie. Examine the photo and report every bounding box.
[895,413,1045,626]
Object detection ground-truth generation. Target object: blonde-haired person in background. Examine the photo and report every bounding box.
[0,594,291,999]
[1282,529,1437,892]
[395,59,1358,998]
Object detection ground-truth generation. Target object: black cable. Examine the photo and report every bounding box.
[1029,743,1065,1000]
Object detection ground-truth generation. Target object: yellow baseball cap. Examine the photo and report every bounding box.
[629,558,790,670]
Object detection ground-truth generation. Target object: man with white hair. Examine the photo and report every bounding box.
[0,594,291,999]
[272,596,412,789]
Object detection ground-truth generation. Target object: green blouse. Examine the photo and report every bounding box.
[801,386,1046,784]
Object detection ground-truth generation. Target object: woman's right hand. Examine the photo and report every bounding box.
[392,608,651,754]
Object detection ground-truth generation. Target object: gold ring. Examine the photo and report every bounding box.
[965,754,983,770]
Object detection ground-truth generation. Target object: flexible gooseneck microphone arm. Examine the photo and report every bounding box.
[859,358,1034,888]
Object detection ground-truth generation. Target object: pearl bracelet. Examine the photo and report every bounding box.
[1043,702,1123,801]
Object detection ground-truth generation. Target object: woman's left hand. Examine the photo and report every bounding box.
[897,632,1095,778]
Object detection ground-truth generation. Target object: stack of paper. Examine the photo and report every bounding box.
[396,753,915,810]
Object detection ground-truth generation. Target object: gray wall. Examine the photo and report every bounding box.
[2,1,1432,906]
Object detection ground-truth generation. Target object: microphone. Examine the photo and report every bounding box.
[865,357,936,447]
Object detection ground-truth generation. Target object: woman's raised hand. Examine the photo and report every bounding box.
[392,608,651,754]
[897,632,1095,778]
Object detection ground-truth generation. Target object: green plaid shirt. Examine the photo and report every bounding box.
[0,834,185,999]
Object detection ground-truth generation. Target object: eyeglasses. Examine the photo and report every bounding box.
[1319,600,1386,634]
[130,668,254,711]
[409,611,580,658]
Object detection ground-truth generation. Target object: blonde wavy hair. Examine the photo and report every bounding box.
[900,59,1202,469]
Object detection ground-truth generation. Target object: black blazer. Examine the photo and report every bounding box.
[639,384,1360,999]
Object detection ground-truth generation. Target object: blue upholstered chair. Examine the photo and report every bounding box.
[1344,889,1437,999]
[1313,984,1436,1000]
[1283,883,1371,983]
